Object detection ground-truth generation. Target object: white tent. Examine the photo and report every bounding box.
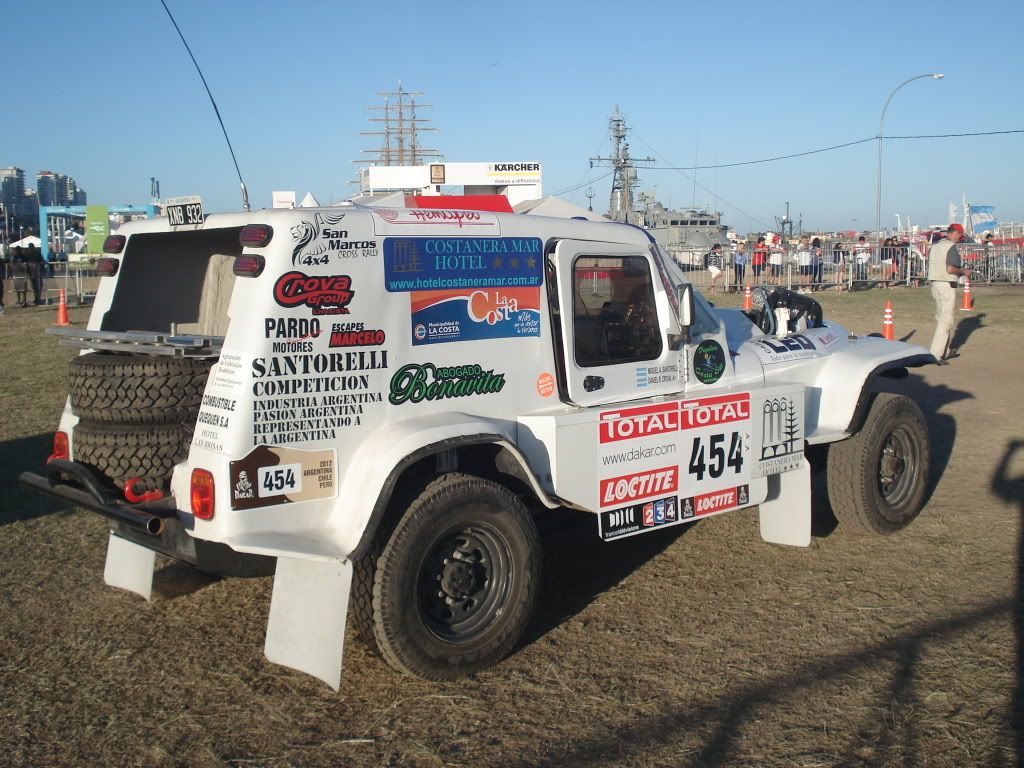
[514,197,609,221]
[7,235,41,249]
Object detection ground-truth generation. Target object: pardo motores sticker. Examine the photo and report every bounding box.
[693,340,726,384]
[229,445,336,510]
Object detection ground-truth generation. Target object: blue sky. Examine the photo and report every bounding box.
[3,0,1021,232]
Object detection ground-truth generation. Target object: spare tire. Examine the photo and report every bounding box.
[73,421,191,491]
[69,353,213,425]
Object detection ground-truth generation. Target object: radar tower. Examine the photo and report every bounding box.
[590,107,653,223]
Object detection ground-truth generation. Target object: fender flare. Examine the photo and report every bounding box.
[348,433,559,560]
[845,353,935,435]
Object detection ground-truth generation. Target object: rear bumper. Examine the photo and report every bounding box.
[20,460,172,535]
[18,461,275,577]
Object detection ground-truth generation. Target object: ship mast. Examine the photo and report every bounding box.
[357,82,442,168]
[590,107,653,223]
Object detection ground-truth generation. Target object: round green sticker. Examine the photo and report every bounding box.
[693,340,726,385]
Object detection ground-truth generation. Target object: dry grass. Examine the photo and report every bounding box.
[0,286,1021,767]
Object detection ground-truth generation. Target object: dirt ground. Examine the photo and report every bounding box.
[1,285,1022,768]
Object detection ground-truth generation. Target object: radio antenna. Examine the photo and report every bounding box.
[159,0,250,211]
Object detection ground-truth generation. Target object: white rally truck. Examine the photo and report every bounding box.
[21,204,935,688]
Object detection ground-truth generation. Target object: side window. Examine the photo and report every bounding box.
[572,255,663,367]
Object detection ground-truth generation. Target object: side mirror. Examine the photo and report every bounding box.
[677,283,695,328]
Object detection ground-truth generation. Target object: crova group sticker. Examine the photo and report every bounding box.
[274,271,354,315]
[693,340,726,385]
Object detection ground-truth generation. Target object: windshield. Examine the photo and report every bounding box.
[651,243,720,338]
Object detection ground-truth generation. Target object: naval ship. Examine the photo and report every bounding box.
[591,108,729,267]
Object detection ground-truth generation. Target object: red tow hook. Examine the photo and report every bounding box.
[124,478,164,504]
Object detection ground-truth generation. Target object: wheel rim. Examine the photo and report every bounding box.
[417,522,513,642]
[877,424,921,510]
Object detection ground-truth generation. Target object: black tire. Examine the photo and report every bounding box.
[73,421,191,490]
[351,552,381,654]
[69,353,213,425]
[826,393,930,534]
[370,473,540,680]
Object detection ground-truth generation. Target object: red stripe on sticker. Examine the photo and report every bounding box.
[680,393,750,430]
[693,487,738,516]
[599,402,680,443]
[599,466,679,507]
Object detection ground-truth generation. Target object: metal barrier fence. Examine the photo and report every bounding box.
[678,241,1024,293]
[0,261,100,308]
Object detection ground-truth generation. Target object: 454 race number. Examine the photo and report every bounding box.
[258,464,302,497]
[688,431,743,481]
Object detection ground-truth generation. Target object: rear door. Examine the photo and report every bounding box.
[550,239,681,407]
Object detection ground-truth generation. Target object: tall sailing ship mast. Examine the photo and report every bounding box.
[355,82,442,170]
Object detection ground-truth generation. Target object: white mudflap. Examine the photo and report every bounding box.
[264,556,352,690]
[757,457,812,547]
[103,532,157,601]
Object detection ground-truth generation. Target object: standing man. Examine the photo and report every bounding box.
[733,241,747,290]
[24,244,45,305]
[928,223,970,363]
[705,243,724,293]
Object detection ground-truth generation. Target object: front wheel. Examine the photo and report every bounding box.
[826,393,930,534]
[370,473,540,680]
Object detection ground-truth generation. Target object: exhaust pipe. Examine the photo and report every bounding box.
[19,461,171,536]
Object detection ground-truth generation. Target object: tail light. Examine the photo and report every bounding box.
[190,469,215,520]
[48,431,69,462]
[96,257,120,277]
[103,235,126,254]
[239,224,273,248]
[233,255,265,277]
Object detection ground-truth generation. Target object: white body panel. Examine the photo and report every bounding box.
[57,206,932,688]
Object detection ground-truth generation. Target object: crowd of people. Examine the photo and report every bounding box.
[0,244,47,315]
[702,233,936,293]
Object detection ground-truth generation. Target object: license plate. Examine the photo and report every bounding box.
[164,195,204,226]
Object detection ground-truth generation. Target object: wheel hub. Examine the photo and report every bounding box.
[417,524,513,642]
[877,425,920,508]
[441,560,481,599]
[880,444,905,486]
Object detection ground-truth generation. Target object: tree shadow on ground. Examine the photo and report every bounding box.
[509,598,1012,768]
[950,312,987,355]
[0,433,72,525]
[992,440,1024,768]
[523,509,690,646]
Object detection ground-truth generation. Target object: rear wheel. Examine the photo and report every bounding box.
[370,473,540,680]
[826,393,930,534]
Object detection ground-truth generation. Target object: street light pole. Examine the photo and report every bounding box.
[875,73,944,257]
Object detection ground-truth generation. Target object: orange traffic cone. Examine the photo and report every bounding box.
[882,300,894,340]
[742,283,753,311]
[959,274,973,311]
[54,289,70,326]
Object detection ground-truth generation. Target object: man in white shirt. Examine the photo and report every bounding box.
[928,224,970,363]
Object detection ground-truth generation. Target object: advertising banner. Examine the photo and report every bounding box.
[85,205,109,254]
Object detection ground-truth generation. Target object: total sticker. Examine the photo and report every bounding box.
[258,463,303,497]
